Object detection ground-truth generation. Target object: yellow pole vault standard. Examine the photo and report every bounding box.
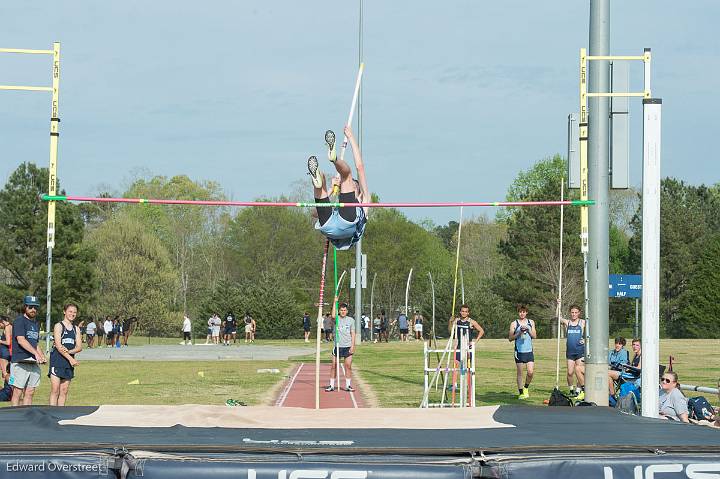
[579,48,589,255]
[0,43,60,353]
[48,42,61,250]
[579,46,652,405]
[578,47,652,256]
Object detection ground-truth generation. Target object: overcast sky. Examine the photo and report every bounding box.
[1,1,717,224]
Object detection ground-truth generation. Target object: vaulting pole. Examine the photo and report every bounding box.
[315,240,330,409]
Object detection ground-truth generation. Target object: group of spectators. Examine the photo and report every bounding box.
[1,295,83,407]
[82,315,137,348]
[189,312,256,346]
[308,309,426,343]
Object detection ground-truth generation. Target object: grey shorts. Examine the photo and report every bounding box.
[9,362,42,389]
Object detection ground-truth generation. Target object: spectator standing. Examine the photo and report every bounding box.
[95,317,105,347]
[182,314,192,345]
[361,313,370,342]
[372,314,381,343]
[48,303,82,406]
[103,316,114,347]
[205,315,213,344]
[78,320,86,345]
[211,313,221,344]
[303,312,312,343]
[381,310,390,343]
[9,295,47,406]
[244,312,255,343]
[323,313,334,343]
[413,310,424,341]
[224,312,237,346]
[0,316,12,381]
[113,318,122,347]
[395,311,409,342]
[122,316,137,346]
[85,319,96,348]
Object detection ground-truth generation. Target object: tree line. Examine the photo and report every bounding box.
[1,158,718,338]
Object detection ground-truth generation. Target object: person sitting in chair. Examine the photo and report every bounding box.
[608,338,641,396]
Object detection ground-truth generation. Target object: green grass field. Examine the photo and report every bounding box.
[348,339,720,408]
[2,339,718,408]
[1,359,292,407]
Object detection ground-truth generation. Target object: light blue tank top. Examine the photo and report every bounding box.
[514,319,533,353]
[316,207,367,251]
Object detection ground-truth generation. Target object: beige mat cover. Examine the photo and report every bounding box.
[61,405,513,430]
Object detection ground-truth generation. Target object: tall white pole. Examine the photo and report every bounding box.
[404,268,413,317]
[555,178,565,388]
[641,98,661,418]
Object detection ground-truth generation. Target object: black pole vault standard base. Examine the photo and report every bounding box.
[0,406,718,478]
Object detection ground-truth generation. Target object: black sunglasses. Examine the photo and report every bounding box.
[661,378,673,384]
[26,305,39,310]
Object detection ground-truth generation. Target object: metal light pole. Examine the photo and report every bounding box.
[353,0,364,345]
[584,0,611,406]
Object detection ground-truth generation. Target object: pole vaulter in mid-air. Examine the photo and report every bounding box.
[307,64,368,251]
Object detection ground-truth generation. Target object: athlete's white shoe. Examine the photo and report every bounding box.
[325,130,337,163]
[307,156,323,188]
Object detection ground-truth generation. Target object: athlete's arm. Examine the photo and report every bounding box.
[17,335,45,363]
[350,328,356,353]
[54,323,77,364]
[528,321,537,339]
[331,296,339,319]
[69,326,83,355]
[472,320,485,342]
[53,323,68,354]
[344,126,369,208]
[0,326,10,346]
[508,322,518,342]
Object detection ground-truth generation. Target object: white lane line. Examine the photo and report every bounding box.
[340,364,358,409]
[276,363,304,407]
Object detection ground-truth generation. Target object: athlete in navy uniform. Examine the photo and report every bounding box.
[48,303,82,406]
[560,304,586,400]
[447,304,484,392]
[307,125,369,251]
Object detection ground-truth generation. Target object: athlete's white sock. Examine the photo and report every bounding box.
[330,378,335,388]
[345,378,351,388]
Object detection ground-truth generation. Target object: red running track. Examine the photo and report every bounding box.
[275,363,364,409]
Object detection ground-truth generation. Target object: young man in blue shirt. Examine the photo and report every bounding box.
[9,295,47,406]
[508,304,536,400]
[307,125,369,251]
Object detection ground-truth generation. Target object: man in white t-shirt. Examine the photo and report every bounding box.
[182,315,192,345]
[361,314,370,342]
[103,318,113,347]
[85,320,97,348]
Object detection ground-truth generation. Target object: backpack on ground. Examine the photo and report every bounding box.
[616,390,639,415]
[548,388,573,406]
[0,383,12,402]
[687,396,714,421]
